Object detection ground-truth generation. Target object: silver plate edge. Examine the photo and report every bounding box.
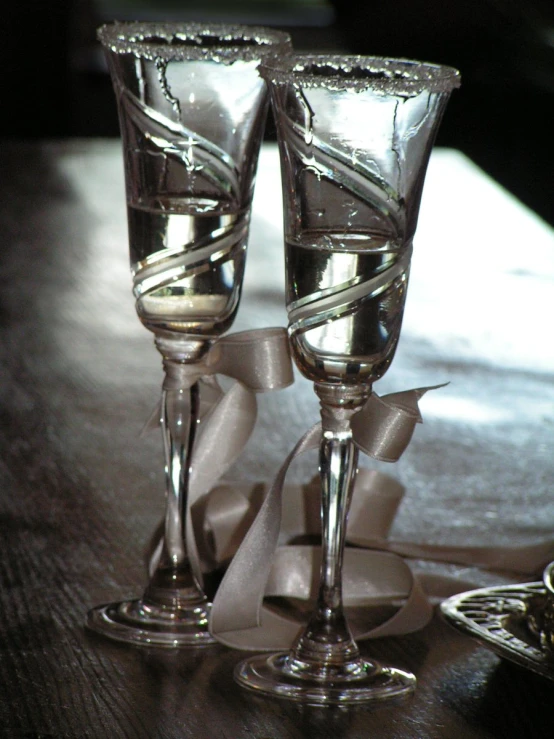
[440,582,554,681]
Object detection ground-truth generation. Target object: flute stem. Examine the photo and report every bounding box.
[234,380,416,697]
[144,381,206,608]
[144,338,211,611]
[85,337,217,646]
[293,383,369,670]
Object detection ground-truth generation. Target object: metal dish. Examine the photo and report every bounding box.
[440,582,554,681]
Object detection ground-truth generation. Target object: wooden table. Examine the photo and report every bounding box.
[1,140,553,738]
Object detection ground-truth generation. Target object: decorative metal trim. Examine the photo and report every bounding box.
[440,583,554,681]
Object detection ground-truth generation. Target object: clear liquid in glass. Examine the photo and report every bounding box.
[129,198,248,336]
[286,231,409,383]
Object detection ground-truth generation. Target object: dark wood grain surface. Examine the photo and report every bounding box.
[1,140,553,738]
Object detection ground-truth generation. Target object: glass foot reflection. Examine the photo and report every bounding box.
[86,598,216,648]
[235,652,416,705]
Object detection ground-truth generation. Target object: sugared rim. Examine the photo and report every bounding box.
[97,21,291,61]
[259,54,461,94]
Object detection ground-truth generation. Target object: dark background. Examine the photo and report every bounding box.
[2,0,553,224]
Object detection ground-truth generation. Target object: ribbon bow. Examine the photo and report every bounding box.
[149,369,554,650]
[147,327,294,586]
[209,386,437,649]
[183,474,554,651]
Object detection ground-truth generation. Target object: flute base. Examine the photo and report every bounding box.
[86,598,217,648]
[235,652,416,705]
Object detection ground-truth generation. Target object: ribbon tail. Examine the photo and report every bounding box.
[209,461,284,636]
[187,381,258,580]
[352,562,434,640]
[189,382,258,502]
[210,423,322,643]
[384,539,554,578]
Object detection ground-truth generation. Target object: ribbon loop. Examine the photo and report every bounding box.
[205,327,294,392]
[352,386,443,462]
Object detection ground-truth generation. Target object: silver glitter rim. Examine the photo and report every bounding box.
[260,54,461,95]
[97,21,291,62]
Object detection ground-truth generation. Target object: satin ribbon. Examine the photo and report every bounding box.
[200,471,554,651]
[199,474,554,582]
[209,386,438,649]
[147,327,294,586]
[206,385,554,650]
[149,370,554,649]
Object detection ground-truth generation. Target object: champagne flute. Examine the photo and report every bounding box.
[235,55,460,701]
[86,22,291,647]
